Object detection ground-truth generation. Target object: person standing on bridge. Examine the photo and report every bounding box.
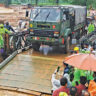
[0,24,10,48]
[0,24,11,58]
[4,22,15,33]
[88,22,95,34]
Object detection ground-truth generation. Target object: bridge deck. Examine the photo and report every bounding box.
[0,50,65,94]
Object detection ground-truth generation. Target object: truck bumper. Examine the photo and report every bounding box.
[28,36,65,46]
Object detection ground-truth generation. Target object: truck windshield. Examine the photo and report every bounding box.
[30,8,60,22]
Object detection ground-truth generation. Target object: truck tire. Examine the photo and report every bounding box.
[76,29,81,40]
[64,36,70,54]
[82,27,87,35]
[32,44,40,51]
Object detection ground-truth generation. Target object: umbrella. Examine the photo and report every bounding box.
[65,53,96,71]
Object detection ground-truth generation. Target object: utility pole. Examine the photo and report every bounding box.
[85,0,87,25]
[56,0,59,5]
[36,0,38,6]
[4,0,11,7]
[84,0,87,6]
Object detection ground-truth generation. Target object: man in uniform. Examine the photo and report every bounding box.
[0,24,11,58]
[4,22,15,32]
[88,22,95,34]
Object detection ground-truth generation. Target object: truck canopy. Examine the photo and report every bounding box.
[61,5,87,25]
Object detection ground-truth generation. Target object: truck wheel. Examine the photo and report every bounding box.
[76,29,80,40]
[82,27,86,35]
[64,36,70,54]
[32,44,40,51]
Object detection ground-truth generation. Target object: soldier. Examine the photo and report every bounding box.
[0,24,11,58]
[88,22,95,34]
[4,22,15,32]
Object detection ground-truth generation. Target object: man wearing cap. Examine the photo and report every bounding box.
[74,47,79,53]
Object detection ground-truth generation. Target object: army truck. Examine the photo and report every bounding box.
[29,5,87,52]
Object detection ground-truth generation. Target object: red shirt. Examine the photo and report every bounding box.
[76,84,86,96]
[52,86,69,96]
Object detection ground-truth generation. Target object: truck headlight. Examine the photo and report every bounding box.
[54,34,59,37]
[30,29,34,35]
[54,32,59,37]
[30,24,33,28]
[30,29,33,32]
[30,32,34,35]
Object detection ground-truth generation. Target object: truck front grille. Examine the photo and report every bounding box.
[37,24,50,28]
[32,30,54,37]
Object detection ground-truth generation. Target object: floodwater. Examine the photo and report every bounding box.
[0,49,69,96]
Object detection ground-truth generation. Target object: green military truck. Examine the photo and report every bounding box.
[29,5,87,52]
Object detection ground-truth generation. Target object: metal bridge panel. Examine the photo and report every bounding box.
[0,51,59,94]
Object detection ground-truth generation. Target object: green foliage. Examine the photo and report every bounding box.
[1,0,96,9]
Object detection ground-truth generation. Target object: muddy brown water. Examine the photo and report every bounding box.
[0,49,69,96]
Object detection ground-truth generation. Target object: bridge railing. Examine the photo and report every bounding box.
[2,30,30,56]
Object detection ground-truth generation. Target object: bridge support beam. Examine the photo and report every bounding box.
[0,51,17,69]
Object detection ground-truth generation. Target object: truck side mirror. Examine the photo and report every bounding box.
[63,10,69,14]
[26,10,29,17]
[62,14,66,21]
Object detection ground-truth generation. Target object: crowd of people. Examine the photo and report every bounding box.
[0,22,15,60]
[51,17,96,96]
[52,61,96,96]
[51,39,96,96]
[0,20,28,59]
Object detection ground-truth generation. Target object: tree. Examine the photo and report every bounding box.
[4,0,11,7]
[56,0,59,4]
[36,0,38,5]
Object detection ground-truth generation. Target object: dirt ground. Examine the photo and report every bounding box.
[0,5,30,27]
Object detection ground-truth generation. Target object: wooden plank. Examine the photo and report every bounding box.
[0,86,17,91]
[17,88,41,96]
